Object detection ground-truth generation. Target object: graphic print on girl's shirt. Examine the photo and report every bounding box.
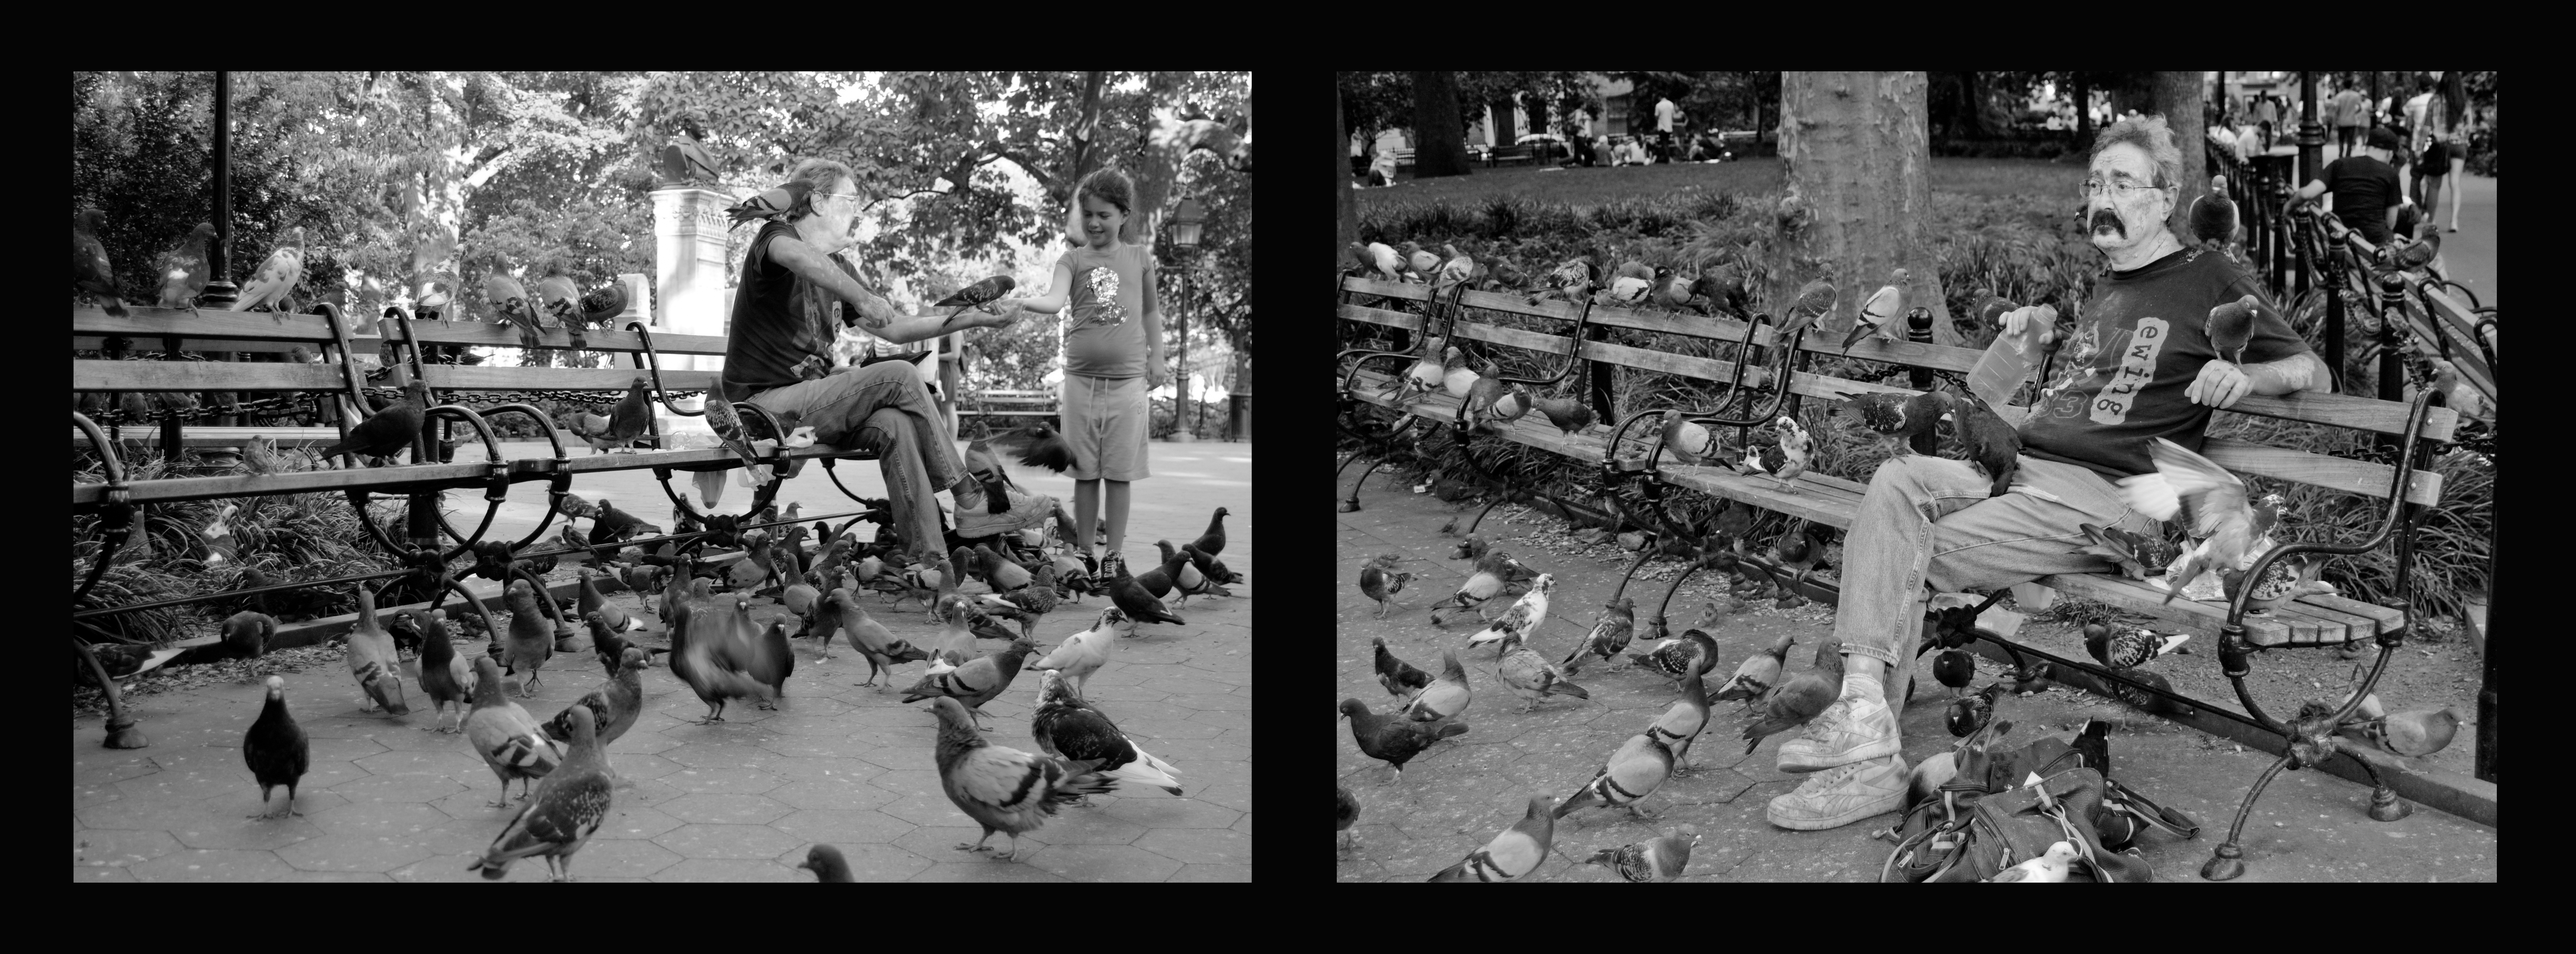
[1071,264,1126,331]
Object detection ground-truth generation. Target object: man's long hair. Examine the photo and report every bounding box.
[780,157,859,223]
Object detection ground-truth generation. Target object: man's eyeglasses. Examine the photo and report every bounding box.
[815,192,867,203]
[2081,179,2172,200]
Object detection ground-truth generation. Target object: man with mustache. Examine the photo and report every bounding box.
[1762,114,2328,833]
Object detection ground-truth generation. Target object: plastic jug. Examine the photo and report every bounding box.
[1966,298,2056,426]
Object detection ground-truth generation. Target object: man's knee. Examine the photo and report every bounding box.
[851,407,910,455]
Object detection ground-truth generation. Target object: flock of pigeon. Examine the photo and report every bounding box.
[1344,508,2456,881]
[1341,253,2470,877]
[171,499,1244,881]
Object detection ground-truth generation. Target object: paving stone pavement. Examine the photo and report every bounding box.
[74,443,1253,882]
[1337,475,2494,882]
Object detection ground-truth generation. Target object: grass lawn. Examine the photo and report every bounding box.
[1355,156,2091,213]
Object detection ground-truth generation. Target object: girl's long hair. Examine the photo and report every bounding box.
[1076,167,1140,245]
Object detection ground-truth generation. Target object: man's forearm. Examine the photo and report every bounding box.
[867,311,992,346]
[2249,351,2324,395]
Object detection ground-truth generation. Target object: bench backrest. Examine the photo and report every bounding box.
[74,307,730,394]
[1340,276,2456,506]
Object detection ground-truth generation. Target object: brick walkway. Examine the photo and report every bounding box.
[74,441,1252,882]
[1337,475,2494,882]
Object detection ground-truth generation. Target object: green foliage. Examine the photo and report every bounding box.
[76,71,1251,379]
[73,449,440,643]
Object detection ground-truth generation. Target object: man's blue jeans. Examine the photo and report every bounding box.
[1835,454,2164,708]
[742,359,965,558]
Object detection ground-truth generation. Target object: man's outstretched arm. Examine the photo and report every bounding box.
[768,234,1003,344]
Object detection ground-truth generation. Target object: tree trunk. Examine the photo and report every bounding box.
[1338,80,1357,252]
[1411,71,1471,180]
[1771,71,1962,347]
[2073,73,2091,145]
[2147,71,2208,238]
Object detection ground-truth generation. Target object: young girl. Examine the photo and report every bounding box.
[1001,168,1167,565]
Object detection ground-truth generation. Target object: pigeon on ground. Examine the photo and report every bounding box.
[1428,795,1555,882]
[1559,597,1636,674]
[1341,697,1468,784]
[1466,573,1552,657]
[469,705,611,881]
[1743,636,1846,755]
[1555,733,1676,824]
[242,675,309,819]
[1497,646,1590,712]
[1584,826,1701,882]
[1708,633,1794,711]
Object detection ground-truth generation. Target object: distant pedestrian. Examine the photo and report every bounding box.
[1656,96,1677,163]
[2254,94,2278,151]
[2332,85,2368,158]
[1351,131,1367,178]
[2404,83,2434,204]
[2287,126,2412,246]
[2416,71,2468,233]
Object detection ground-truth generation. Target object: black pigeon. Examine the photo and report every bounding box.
[1932,648,1975,698]
[1946,682,2004,738]
[934,275,1015,319]
[2205,294,2257,366]
[2073,718,2110,775]
[1340,698,1468,784]
[1104,552,1185,627]
[242,675,310,819]
[1937,391,2021,498]
[315,396,426,465]
[2190,174,2238,252]
[989,422,1075,474]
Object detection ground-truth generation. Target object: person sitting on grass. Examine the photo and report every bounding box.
[1760,114,2330,833]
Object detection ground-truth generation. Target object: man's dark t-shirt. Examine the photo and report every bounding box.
[2323,156,2405,244]
[2018,248,2310,481]
[720,219,850,402]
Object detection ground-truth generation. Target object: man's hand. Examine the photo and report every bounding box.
[981,300,1023,331]
[1146,354,1168,390]
[2186,359,2254,408]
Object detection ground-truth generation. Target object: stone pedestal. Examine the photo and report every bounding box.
[652,187,734,439]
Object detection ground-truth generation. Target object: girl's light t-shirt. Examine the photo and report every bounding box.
[1057,240,1157,380]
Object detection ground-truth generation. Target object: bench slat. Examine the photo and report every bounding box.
[1347,369,2403,644]
[74,359,723,393]
[1343,279,2459,441]
[1351,368,2443,509]
[73,441,876,507]
[76,306,736,356]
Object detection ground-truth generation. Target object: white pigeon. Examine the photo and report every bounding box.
[1466,573,1552,657]
[1986,840,2079,882]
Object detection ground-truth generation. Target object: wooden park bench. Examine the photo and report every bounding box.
[961,388,1059,431]
[1483,144,1539,169]
[73,301,926,746]
[1336,256,2476,878]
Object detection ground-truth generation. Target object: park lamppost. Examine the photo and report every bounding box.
[1169,198,1205,439]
